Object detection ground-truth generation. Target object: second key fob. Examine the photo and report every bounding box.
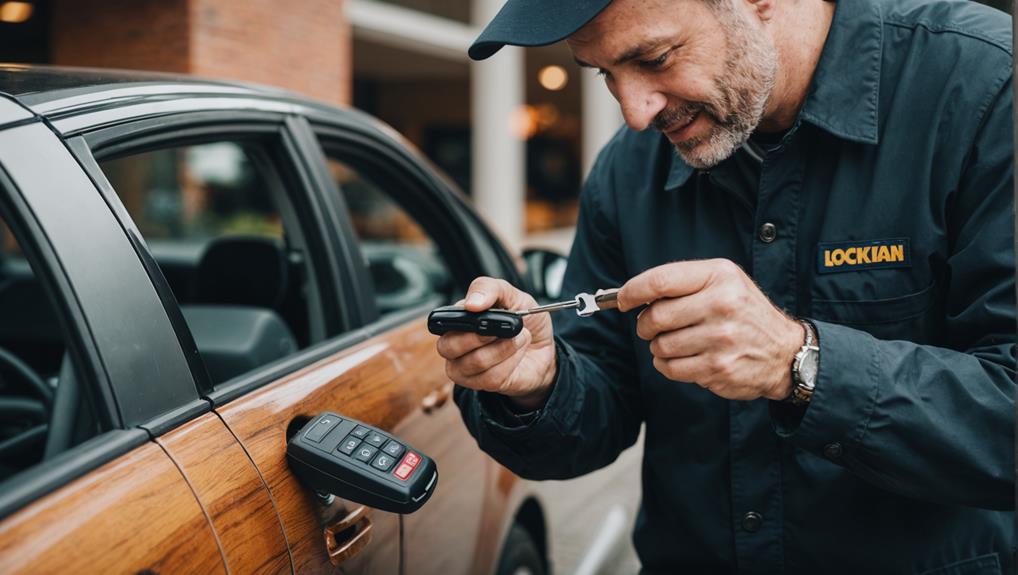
[428,306,524,338]
[287,413,438,514]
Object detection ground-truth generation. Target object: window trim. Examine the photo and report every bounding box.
[77,113,349,397]
[0,125,154,520]
[304,113,523,289]
[67,136,214,396]
[309,119,524,328]
[0,162,118,429]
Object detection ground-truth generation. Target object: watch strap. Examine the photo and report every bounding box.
[788,320,819,405]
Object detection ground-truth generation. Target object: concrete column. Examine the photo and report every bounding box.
[472,0,525,250]
[581,68,625,178]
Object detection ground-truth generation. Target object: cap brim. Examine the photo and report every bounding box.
[469,0,613,60]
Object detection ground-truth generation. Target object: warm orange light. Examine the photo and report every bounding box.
[510,105,540,140]
[538,65,568,91]
[0,2,33,23]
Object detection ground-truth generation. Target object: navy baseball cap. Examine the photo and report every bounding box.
[469,0,614,61]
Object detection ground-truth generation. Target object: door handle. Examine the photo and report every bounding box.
[324,504,373,566]
[422,382,454,413]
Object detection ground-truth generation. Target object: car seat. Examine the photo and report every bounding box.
[192,235,289,309]
[186,236,299,383]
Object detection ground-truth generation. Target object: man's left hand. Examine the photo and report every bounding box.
[617,259,804,401]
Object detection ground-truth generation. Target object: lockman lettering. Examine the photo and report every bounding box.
[817,239,911,274]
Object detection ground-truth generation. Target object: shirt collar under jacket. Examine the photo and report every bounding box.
[665,0,884,191]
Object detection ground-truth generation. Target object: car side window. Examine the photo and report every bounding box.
[321,154,453,316]
[0,212,102,482]
[99,140,319,385]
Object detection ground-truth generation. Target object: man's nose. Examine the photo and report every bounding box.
[612,77,668,132]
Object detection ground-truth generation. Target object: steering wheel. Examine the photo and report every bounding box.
[0,345,53,461]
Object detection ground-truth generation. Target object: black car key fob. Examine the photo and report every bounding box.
[427,306,524,338]
[287,412,438,514]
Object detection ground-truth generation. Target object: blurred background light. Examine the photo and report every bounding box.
[511,105,540,140]
[0,2,33,23]
[538,65,568,91]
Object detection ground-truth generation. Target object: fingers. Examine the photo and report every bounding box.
[436,331,498,360]
[647,323,716,359]
[447,330,529,378]
[464,277,536,312]
[635,291,712,341]
[444,330,532,391]
[652,356,715,387]
[618,259,740,312]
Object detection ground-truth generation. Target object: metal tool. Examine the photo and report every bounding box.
[516,288,620,318]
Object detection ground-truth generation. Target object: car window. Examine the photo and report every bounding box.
[0,213,102,483]
[99,140,319,385]
[322,154,453,316]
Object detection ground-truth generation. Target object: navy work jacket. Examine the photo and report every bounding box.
[456,0,1016,572]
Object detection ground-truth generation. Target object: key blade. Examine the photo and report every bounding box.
[593,288,620,310]
[517,299,580,316]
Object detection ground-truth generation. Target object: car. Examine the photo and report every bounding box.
[0,65,551,575]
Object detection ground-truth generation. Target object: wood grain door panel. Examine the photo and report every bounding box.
[398,395,488,574]
[0,442,226,575]
[215,318,515,574]
[157,412,292,575]
[213,326,439,574]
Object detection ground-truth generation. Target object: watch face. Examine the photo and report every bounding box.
[800,349,819,386]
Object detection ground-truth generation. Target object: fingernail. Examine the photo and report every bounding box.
[466,293,485,307]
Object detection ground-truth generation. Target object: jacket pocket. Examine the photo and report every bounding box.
[810,281,937,341]
[917,552,1001,575]
[812,281,936,325]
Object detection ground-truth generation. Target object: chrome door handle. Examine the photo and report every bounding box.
[422,382,454,413]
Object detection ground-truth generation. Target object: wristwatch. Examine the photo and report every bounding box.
[788,320,820,405]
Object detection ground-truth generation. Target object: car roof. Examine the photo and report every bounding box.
[0,64,247,98]
[0,64,409,146]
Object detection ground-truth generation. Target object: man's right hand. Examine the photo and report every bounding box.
[435,277,557,410]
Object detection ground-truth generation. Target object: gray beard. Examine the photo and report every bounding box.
[671,11,777,169]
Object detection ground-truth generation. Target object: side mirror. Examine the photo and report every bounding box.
[522,248,568,303]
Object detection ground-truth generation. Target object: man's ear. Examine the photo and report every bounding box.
[745,0,775,21]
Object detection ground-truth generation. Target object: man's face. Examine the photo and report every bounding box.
[567,0,777,169]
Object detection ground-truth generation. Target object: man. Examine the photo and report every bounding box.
[438,0,1016,572]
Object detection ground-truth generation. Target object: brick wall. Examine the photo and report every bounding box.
[190,0,349,105]
[50,0,351,106]
[51,0,192,73]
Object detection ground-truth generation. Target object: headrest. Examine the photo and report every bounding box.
[194,236,288,309]
[180,305,298,384]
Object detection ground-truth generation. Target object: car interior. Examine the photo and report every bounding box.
[321,152,454,317]
[99,141,315,386]
[0,215,101,482]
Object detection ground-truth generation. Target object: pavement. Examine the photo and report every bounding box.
[532,431,645,575]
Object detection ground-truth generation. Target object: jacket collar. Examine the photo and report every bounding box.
[665,0,884,190]
[800,0,884,146]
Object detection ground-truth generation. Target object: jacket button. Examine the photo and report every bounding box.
[824,443,843,459]
[758,223,777,243]
[741,511,763,532]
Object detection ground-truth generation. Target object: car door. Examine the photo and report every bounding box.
[69,103,404,574]
[306,117,527,574]
[0,114,227,574]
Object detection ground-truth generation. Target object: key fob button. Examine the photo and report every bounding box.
[304,416,341,443]
[365,432,386,447]
[382,440,404,458]
[355,445,378,463]
[337,437,361,455]
[372,453,396,471]
[350,425,370,438]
